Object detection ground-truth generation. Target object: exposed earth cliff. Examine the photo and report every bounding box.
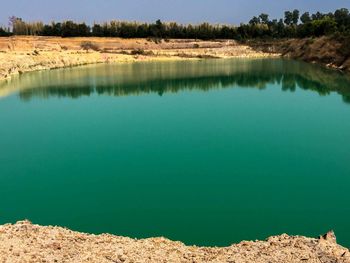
[247,36,350,72]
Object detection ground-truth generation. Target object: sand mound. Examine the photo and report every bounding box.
[0,221,349,263]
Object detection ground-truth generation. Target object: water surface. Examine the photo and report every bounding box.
[1,59,350,247]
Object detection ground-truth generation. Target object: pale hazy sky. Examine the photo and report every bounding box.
[0,0,349,27]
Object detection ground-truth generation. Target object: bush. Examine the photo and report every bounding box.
[130,48,145,55]
[130,48,154,56]
[80,42,100,52]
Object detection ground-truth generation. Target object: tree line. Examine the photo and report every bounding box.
[1,8,350,39]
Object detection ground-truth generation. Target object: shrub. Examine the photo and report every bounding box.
[130,48,154,56]
[130,48,146,55]
[80,42,100,52]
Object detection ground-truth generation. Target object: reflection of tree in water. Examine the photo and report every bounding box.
[281,74,329,94]
[343,93,350,103]
[2,58,349,103]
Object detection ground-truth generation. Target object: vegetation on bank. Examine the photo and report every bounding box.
[0,27,11,36]
[0,8,349,40]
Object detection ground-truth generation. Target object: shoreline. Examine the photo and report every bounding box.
[0,221,349,262]
[1,36,349,83]
[0,36,278,81]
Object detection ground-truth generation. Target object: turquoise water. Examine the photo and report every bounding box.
[0,59,350,247]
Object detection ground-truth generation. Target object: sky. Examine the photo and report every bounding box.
[0,0,349,26]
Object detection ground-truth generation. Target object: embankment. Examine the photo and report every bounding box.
[0,221,349,263]
[246,36,350,72]
[1,36,349,85]
[0,36,275,81]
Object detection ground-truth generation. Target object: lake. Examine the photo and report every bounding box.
[0,58,350,247]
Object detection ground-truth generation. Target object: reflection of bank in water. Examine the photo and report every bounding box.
[1,58,350,103]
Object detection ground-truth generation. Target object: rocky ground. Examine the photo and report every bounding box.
[0,221,349,263]
[0,36,275,81]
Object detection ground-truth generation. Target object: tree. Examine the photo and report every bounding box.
[311,16,337,36]
[334,8,350,30]
[284,11,293,25]
[92,24,103,37]
[9,16,27,35]
[292,9,300,25]
[249,16,260,25]
[137,23,150,38]
[300,12,311,24]
[77,23,90,36]
[312,12,325,21]
[51,22,62,36]
[259,13,269,24]
[277,19,285,37]
[61,21,78,37]
[150,19,165,38]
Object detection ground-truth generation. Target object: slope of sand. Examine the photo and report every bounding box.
[0,221,349,263]
[0,36,278,81]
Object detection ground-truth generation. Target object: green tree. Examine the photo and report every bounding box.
[92,24,103,37]
[284,11,293,25]
[61,21,78,37]
[249,16,260,25]
[300,12,311,24]
[312,12,325,21]
[292,9,300,25]
[77,23,90,36]
[334,8,350,32]
[277,19,285,37]
[259,13,269,24]
[311,16,337,36]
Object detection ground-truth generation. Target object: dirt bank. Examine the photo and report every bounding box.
[0,221,349,263]
[246,36,350,72]
[0,36,275,81]
[1,36,349,82]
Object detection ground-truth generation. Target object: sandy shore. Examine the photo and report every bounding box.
[0,221,349,263]
[0,36,278,81]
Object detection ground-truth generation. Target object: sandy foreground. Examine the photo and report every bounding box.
[0,221,348,263]
[0,36,278,81]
